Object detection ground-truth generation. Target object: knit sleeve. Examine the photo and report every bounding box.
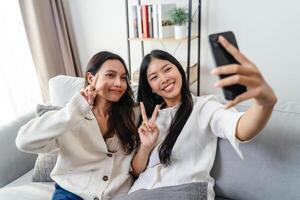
[16,93,91,154]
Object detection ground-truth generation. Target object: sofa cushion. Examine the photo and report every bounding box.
[32,152,58,183]
[31,105,61,182]
[4,170,33,188]
[211,101,300,200]
[49,75,85,107]
[0,182,54,200]
[112,182,208,200]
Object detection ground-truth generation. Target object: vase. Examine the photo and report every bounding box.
[174,25,187,39]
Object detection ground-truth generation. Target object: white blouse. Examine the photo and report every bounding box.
[16,93,139,200]
[129,95,245,200]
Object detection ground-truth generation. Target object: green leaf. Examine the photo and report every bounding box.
[169,7,188,26]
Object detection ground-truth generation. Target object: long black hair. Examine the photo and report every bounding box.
[85,51,137,154]
[137,50,193,166]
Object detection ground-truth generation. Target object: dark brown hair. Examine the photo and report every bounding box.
[85,51,137,154]
[137,50,193,166]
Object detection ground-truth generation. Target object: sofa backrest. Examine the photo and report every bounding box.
[211,101,300,200]
[0,110,37,188]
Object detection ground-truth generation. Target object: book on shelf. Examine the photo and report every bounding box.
[136,5,143,38]
[131,5,138,38]
[130,3,177,39]
[152,4,159,38]
[148,5,153,38]
[141,5,149,38]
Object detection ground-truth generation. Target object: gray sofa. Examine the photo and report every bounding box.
[212,101,300,200]
[0,75,299,200]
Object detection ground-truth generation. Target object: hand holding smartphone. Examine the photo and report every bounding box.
[209,31,247,100]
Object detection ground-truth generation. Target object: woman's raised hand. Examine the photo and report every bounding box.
[138,102,160,151]
[211,36,277,108]
[80,74,100,106]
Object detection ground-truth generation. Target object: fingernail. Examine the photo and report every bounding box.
[211,69,217,75]
[214,82,220,87]
[219,35,225,42]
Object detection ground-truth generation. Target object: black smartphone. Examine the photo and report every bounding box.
[209,31,247,100]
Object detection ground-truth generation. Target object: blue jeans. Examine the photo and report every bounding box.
[52,183,83,200]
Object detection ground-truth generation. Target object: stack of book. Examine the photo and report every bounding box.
[130,4,176,39]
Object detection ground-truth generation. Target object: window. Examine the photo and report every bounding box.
[0,0,43,126]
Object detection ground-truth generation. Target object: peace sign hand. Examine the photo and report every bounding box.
[138,102,160,152]
[80,74,101,106]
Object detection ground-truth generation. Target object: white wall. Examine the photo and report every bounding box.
[64,0,300,103]
[201,0,300,102]
[63,0,128,72]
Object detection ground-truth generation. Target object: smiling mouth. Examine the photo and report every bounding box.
[110,89,123,94]
[162,82,175,92]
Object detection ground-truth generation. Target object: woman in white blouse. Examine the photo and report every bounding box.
[16,51,139,200]
[129,36,277,200]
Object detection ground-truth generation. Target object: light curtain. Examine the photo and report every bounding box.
[19,0,83,101]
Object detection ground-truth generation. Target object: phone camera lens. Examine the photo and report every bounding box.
[212,35,219,47]
[212,35,218,42]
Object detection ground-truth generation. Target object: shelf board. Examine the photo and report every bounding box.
[128,35,198,42]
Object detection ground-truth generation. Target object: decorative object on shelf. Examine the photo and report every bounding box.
[169,7,189,39]
[157,4,176,38]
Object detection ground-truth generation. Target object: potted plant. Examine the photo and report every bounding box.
[169,7,189,39]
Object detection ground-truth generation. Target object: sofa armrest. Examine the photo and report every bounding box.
[0,110,37,188]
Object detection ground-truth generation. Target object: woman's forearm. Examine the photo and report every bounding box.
[16,93,90,153]
[236,98,277,141]
[131,146,152,177]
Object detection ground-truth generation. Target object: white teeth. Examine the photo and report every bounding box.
[164,83,174,92]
